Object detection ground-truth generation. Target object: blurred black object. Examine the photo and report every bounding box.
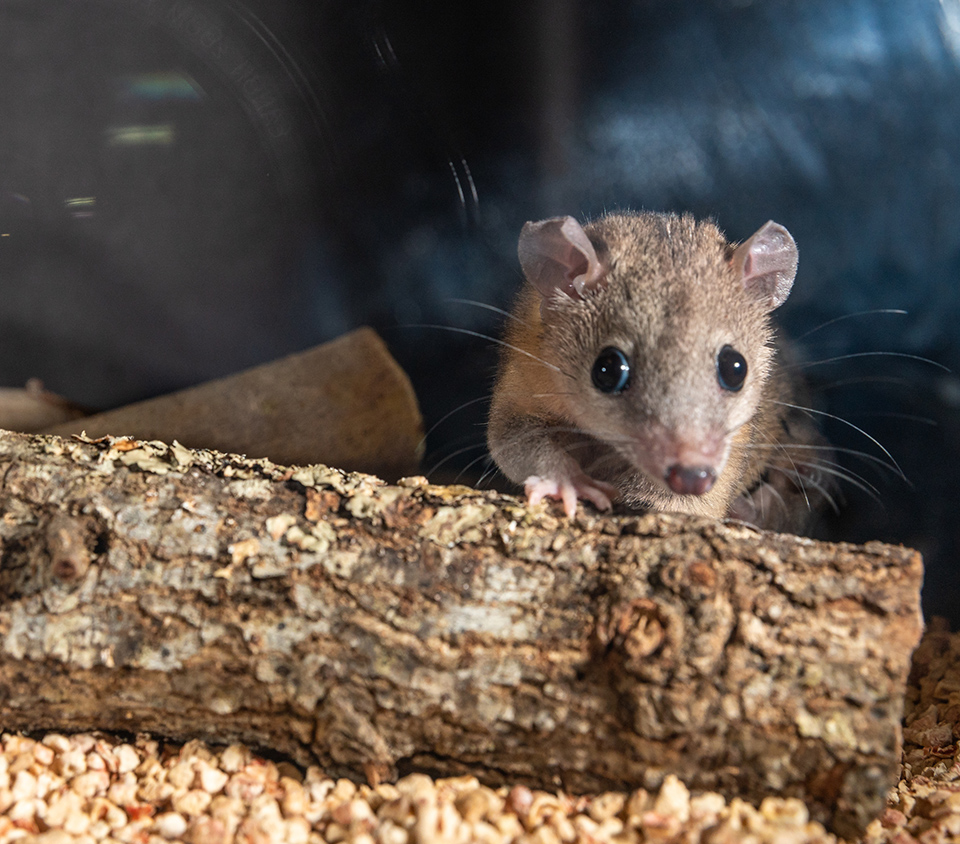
[1,0,958,621]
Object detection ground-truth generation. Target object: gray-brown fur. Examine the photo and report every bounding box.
[488,211,832,532]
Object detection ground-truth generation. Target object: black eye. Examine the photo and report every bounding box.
[716,345,747,392]
[592,347,631,394]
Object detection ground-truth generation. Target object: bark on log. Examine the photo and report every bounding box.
[0,430,923,838]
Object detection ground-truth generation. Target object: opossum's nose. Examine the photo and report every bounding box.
[665,464,717,496]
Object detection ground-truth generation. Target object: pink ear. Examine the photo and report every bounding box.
[731,220,798,310]
[518,216,605,304]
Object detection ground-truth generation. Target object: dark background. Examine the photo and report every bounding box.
[1,0,957,621]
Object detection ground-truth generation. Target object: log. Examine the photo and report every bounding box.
[0,430,923,837]
[43,327,424,481]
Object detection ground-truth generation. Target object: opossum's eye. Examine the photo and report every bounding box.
[716,345,747,392]
[592,347,631,394]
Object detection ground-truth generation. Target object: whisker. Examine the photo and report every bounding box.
[756,479,787,521]
[404,324,568,376]
[788,456,882,501]
[453,451,497,485]
[737,477,789,525]
[784,452,875,488]
[506,432,610,459]
[846,411,938,427]
[496,385,580,403]
[425,442,489,477]
[476,461,502,488]
[808,477,843,513]
[445,298,526,325]
[772,441,811,512]
[816,375,913,391]
[745,441,901,476]
[794,308,908,341]
[774,467,843,514]
[460,156,479,212]
[380,29,400,66]
[768,400,907,480]
[447,158,467,218]
[584,449,627,477]
[497,422,603,443]
[788,350,950,373]
[795,471,838,512]
[419,396,491,450]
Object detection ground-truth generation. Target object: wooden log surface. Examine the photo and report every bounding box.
[0,430,923,837]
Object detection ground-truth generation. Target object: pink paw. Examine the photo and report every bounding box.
[524,474,617,518]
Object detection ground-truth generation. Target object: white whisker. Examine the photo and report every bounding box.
[746,441,901,476]
[789,350,950,373]
[476,461,501,488]
[758,481,786,521]
[420,396,491,451]
[446,298,526,325]
[454,451,497,484]
[794,308,908,341]
[773,440,811,511]
[425,442,489,477]
[584,449,626,477]
[848,411,938,427]
[778,454,880,501]
[817,375,913,391]
[406,324,567,375]
[772,466,842,514]
[802,460,881,502]
[768,400,907,480]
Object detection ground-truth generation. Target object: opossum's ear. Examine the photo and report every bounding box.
[518,217,605,305]
[732,221,798,311]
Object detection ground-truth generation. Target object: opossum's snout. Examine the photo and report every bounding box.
[664,463,718,496]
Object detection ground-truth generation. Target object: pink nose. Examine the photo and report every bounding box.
[665,465,717,496]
